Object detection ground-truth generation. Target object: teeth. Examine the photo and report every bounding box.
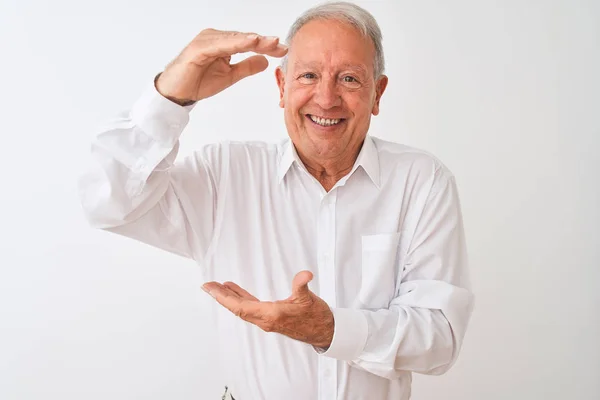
[309,115,341,126]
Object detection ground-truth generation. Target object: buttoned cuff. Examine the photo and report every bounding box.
[130,74,195,147]
[316,308,368,361]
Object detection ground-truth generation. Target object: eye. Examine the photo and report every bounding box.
[342,76,358,83]
[299,72,317,80]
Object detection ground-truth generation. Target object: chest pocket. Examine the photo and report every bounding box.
[358,232,402,309]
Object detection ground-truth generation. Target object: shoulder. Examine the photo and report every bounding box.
[190,139,284,180]
[227,139,283,158]
[371,136,455,183]
[195,139,283,161]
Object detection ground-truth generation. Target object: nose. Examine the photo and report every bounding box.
[313,77,342,109]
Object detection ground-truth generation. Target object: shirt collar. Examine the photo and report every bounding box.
[277,139,301,183]
[353,135,381,188]
[277,136,380,188]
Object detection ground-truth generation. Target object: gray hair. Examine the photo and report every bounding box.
[281,1,385,79]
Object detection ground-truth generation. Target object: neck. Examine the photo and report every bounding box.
[296,140,364,192]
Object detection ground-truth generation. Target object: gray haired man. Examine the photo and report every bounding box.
[79,2,474,399]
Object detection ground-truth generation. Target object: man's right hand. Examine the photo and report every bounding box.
[155,29,288,106]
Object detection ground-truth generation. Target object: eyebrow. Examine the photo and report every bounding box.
[293,61,369,76]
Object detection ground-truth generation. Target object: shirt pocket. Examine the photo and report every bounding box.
[358,232,402,309]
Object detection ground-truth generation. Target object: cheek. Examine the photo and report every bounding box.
[344,97,372,120]
[288,87,313,111]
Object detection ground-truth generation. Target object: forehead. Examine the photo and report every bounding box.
[288,18,375,73]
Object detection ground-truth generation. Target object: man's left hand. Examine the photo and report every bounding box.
[202,270,334,349]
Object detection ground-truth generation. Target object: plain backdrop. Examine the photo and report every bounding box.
[1,0,598,399]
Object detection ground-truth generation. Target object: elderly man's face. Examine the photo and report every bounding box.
[276,19,387,165]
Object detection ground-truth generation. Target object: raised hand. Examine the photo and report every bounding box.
[156,29,288,105]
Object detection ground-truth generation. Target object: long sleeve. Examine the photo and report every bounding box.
[77,80,222,264]
[320,167,474,379]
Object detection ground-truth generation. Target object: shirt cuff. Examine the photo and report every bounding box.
[316,308,368,361]
[129,74,195,147]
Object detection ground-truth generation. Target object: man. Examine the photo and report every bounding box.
[78,2,474,399]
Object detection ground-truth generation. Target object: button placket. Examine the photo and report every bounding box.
[317,190,338,400]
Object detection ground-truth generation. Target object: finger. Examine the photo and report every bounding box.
[230,55,269,84]
[202,282,266,319]
[202,282,238,299]
[254,36,289,57]
[233,35,288,58]
[223,281,259,301]
[203,282,243,306]
[291,270,314,297]
[203,34,288,60]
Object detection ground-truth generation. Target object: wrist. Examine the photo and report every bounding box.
[312,312,334,348]
[154,72,197,107]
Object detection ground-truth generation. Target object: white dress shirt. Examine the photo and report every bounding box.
[78,80,474,400]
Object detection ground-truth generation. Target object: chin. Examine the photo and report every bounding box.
[308,136,345,156]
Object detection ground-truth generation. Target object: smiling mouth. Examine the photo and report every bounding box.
[306,114,345,127]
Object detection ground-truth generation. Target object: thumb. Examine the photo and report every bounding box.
[230,55,268,84]
[291,270,314,297]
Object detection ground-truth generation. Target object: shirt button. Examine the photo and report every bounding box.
[135,157,147,170]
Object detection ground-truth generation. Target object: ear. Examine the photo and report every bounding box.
[371,75,388,116]
[275,67,286,108]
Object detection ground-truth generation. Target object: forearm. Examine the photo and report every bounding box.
[78,79,192,229]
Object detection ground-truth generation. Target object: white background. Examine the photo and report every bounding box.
[1,0,598,399]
